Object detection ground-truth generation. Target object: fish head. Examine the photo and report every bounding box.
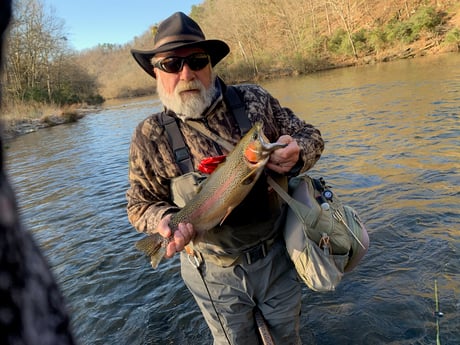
[243,122,287,167]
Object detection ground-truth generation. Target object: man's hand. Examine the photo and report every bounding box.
[266,135,300,174]
[157,214,195,258]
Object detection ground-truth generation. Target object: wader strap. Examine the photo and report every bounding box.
[160,113,194,173]
[225,86,251,136]
[187,121,234,152]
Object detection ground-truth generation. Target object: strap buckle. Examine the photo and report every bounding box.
[244,242,268,265]
[185,246,202,268]
[187,252,201,268]
[174,147,190,162]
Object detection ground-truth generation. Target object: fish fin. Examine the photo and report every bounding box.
[135,233,167,269]
[241,169,258,185]
[150,246,166,269]
[219,206,235,226]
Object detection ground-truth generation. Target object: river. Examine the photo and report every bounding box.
[4,53,459,345]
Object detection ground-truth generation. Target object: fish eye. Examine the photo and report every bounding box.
[252,132,258,140]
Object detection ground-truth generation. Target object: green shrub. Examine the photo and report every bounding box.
[328,29,347,53]
[386,20,418,43]
[328,29,358,56]
[24,87,48,103]
[445,27,460,44]
[385,6,444,44]
[410,6,443,33]
[352,29,370,53]
[368,28,389,52]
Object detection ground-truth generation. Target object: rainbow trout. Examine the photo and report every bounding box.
[136,122,286,269]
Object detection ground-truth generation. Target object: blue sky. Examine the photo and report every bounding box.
[43,0,203,51]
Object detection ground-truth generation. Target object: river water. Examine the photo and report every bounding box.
[4,53,459,345]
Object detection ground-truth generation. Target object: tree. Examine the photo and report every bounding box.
[326,0,361,59]
[5,0,102,105]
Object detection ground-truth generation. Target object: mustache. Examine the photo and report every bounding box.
[175,80,204,94]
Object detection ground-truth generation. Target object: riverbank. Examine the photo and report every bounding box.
[1,105,102,141]
[236,34,459,83]
[2,43,458,142]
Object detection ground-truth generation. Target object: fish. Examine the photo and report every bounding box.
[135,122,287,269]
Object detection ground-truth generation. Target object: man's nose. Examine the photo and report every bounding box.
[179,63,195,81]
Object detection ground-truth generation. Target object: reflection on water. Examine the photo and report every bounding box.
[5,53,460,344]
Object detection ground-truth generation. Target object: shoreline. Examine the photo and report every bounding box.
[2,45,458,142]
[2,106,101,142]
[246,37,459,82]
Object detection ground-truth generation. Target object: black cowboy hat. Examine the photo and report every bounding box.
[131,12,230,78]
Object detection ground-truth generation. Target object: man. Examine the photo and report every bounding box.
[127,12,324,345]
[0,1,76,344]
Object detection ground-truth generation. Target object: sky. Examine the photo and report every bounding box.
[42,0,203,51]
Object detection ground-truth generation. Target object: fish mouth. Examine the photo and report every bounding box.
[259,135,288,157]
[245,136,287,165]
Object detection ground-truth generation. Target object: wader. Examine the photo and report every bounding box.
[180,242,301,345]
[167,85,302,344]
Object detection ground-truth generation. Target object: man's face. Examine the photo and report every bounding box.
[154,47,216,120]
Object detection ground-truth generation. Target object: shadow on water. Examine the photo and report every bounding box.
[5,53,460,344]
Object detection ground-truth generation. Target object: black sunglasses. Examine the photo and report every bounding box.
[153,53,210,74]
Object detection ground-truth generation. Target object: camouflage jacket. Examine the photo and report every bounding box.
[126,80,324,262]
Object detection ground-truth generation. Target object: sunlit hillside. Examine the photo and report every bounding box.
[31,0,460,100]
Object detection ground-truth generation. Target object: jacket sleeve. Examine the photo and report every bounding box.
[126,122,178,235]
[242,84,324,173]
[270,97,324,173]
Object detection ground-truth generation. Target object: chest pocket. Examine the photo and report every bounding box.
[170,172,207,208]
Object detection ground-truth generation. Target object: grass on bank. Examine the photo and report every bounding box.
[1,100,83,134]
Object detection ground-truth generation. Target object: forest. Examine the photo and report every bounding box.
[2,0,460,127]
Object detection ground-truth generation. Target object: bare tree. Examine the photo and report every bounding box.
[7,0,64,99]
[5,0,98,105]
[326,0,362,59]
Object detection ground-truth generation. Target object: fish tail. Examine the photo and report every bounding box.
[135,233,167,269]
[149,246,166,269]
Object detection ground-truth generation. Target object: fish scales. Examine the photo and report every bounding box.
[170,149,258,230]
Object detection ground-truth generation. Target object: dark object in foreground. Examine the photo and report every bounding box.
[0,1,76,344]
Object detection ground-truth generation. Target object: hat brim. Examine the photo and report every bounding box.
[131,40,229,78]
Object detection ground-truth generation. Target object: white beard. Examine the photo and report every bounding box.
[157,75,217,120]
